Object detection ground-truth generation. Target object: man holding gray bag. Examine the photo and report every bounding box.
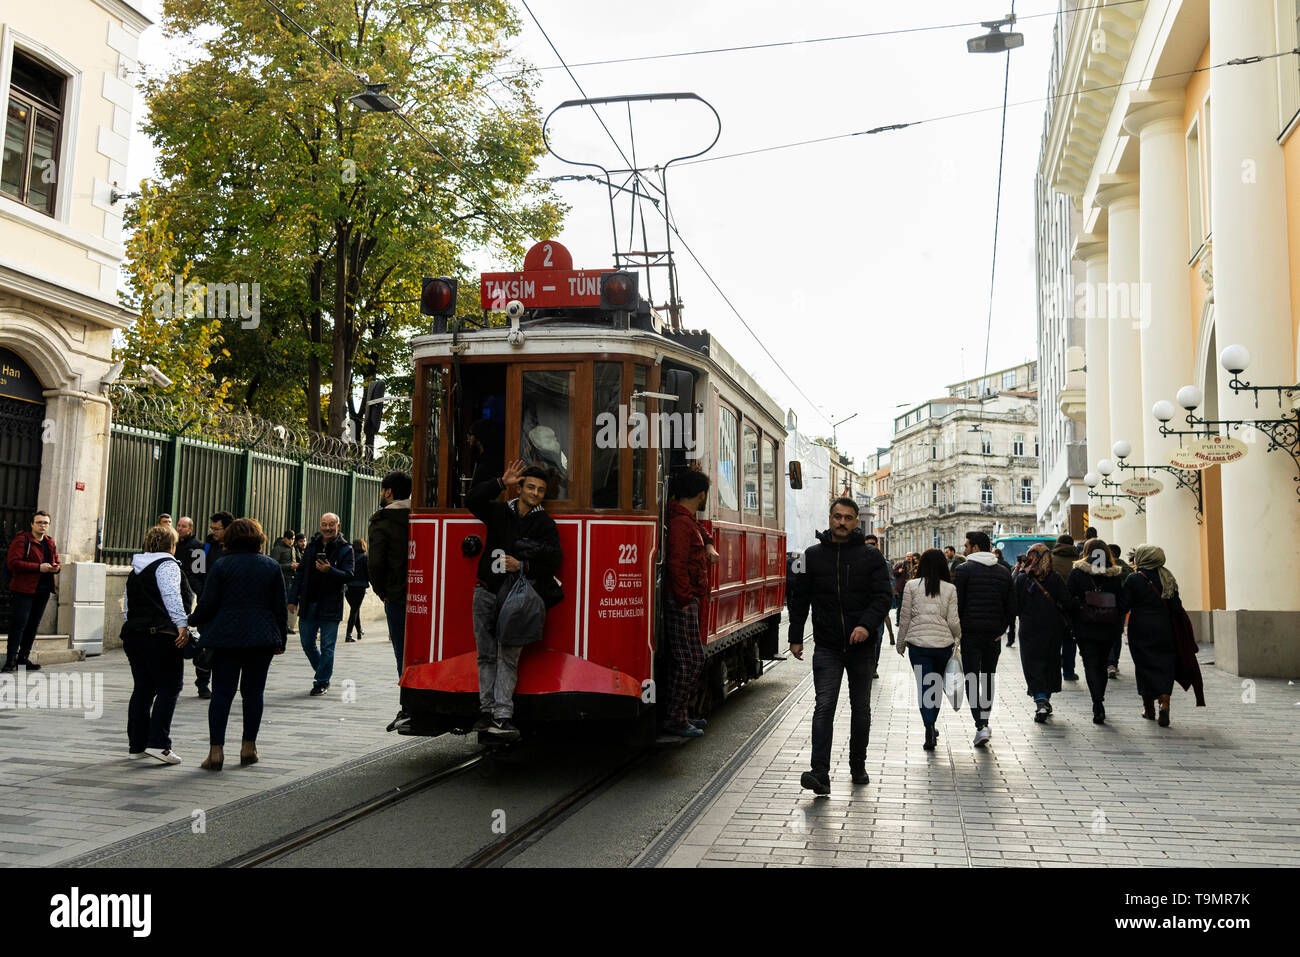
[465,459,562,741]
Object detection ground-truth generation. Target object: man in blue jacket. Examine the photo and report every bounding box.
[788,498,893,795]
[289,512,355,696]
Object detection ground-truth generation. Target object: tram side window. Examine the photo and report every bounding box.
[742,424,759,516]
[632,365,648,510]
[521,369,574,501]
[717,405,739,511]
[592,362,622,508]
[761,436,777,519]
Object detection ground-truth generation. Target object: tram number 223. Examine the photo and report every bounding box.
[617,544,638,565]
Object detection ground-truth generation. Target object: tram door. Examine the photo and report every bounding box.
[0,349,46,629]
[449,363,506,507]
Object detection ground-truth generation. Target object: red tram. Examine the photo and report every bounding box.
[397,241,789,737]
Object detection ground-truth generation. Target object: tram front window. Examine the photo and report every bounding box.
[592,362,622,508]
[520,369,573,501]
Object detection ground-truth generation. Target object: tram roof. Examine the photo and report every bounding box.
[410,316,787,433]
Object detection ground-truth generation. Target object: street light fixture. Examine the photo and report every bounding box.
[349,83,401,113]
[967,15,1024,53]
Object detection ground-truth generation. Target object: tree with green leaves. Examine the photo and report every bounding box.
[122,0,564,447]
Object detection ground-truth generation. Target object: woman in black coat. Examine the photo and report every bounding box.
[1066,538,1128,724]
[1123,545,1180,727]
[345,538,370,642]
[188,518,287,770]
[1015,543,1072,723]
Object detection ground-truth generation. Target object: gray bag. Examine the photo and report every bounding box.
[496,573,546,647]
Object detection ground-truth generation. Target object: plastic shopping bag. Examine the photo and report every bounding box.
[943,647,964,711]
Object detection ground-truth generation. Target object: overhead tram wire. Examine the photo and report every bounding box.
[521,0,836,427]
[674,44,1300,169]
[498,0,1149,76]
[977,0,1015,440]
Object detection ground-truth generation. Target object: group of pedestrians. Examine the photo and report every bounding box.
[112,469,414,768]
[789,502,1207,795]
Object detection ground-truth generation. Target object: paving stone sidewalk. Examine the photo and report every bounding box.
[661,637,1300,868]
[0,596,408,866]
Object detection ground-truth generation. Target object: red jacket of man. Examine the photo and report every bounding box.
[6,532,60,595]
[666,500,711,606]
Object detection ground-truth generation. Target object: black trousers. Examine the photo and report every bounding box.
[1076,636,1113,706]
[1061,630,1078,675]
[6,589,51,661]
[810,640,874,776]
[961,631,1002,725]
[345,588,367,638]
[124,632,184,752]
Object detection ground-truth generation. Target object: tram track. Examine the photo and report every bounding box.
[224,741,652,868]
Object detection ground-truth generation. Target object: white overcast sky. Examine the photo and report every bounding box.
[125,0,1056,461]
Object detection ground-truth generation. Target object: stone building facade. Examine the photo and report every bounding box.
[0,0,150,657]
[887,362,1041,558]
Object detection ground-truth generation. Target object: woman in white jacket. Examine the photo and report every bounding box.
[896,548,961,751]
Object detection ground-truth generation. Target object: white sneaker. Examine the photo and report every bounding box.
[973,727,992,748]
[128,751,147,760]
[144,747,182,765]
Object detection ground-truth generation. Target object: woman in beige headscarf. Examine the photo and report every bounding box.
[1121,545,1179,726]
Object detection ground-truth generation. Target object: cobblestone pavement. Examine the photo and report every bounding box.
[660,637,1300,868]
[0,595,407,866]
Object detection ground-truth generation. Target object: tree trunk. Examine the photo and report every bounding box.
[306,258,324,433]
[328,219,350,438]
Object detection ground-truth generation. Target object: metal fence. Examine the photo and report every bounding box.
[101,414,402,565]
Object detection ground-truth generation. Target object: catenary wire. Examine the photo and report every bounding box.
[521,0,835,426]
[675,46,1300,168]
[980,0,1015,427]
[498,0,1148,75]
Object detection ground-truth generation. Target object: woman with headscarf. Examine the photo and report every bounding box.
[1066,538,1128,724]
[1122,545,1181,726]
[1014,543,1073,723]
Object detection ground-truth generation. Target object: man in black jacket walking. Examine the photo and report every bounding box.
[288,513,355,696]
[953,530,1016,747]
[465,459,562,741]
[788,498,893,794]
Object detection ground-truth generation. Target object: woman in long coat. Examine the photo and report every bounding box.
[1122,545,1180,726]
[1015,543,1072,723]
[1066,538,1128,724]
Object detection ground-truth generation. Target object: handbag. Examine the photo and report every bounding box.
[496,573,546,647]
[1079,579,1123,626]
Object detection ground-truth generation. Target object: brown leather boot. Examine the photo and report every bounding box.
[1157,694,1171,727]
[1141,697,1156,720]
[201,746,224,771]
[240,741,259,765]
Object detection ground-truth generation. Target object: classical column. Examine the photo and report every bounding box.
[1073,231,1112,542]
[1122,92,1204,611]
[1209,2,1300,638]
[1093,173,1146,550]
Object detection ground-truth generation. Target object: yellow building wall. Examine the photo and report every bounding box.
[1286,122,1300,375]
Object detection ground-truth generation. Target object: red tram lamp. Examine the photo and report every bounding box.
[600,270,638,311]
[967,15,1024,53]
[421,277,458,331]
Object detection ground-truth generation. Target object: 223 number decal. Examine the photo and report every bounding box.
[617,544,638,565]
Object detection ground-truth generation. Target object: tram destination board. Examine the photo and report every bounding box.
[480,268,614,310]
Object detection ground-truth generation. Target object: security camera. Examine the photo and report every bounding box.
[505,300,525,321]
[101,360,125,390]
[142,364,174,388]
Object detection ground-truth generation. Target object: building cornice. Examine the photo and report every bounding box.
[90,0,153,32]
[0,263,136,329]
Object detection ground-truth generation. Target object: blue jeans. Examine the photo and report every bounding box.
[298,604,339,687]
[385,596,406,676]
[907,644,953,727]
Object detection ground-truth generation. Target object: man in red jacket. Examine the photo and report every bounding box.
[4,509,61,672]
[662,469,715,738]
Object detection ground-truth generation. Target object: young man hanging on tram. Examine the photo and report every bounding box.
[465,458,562,740]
